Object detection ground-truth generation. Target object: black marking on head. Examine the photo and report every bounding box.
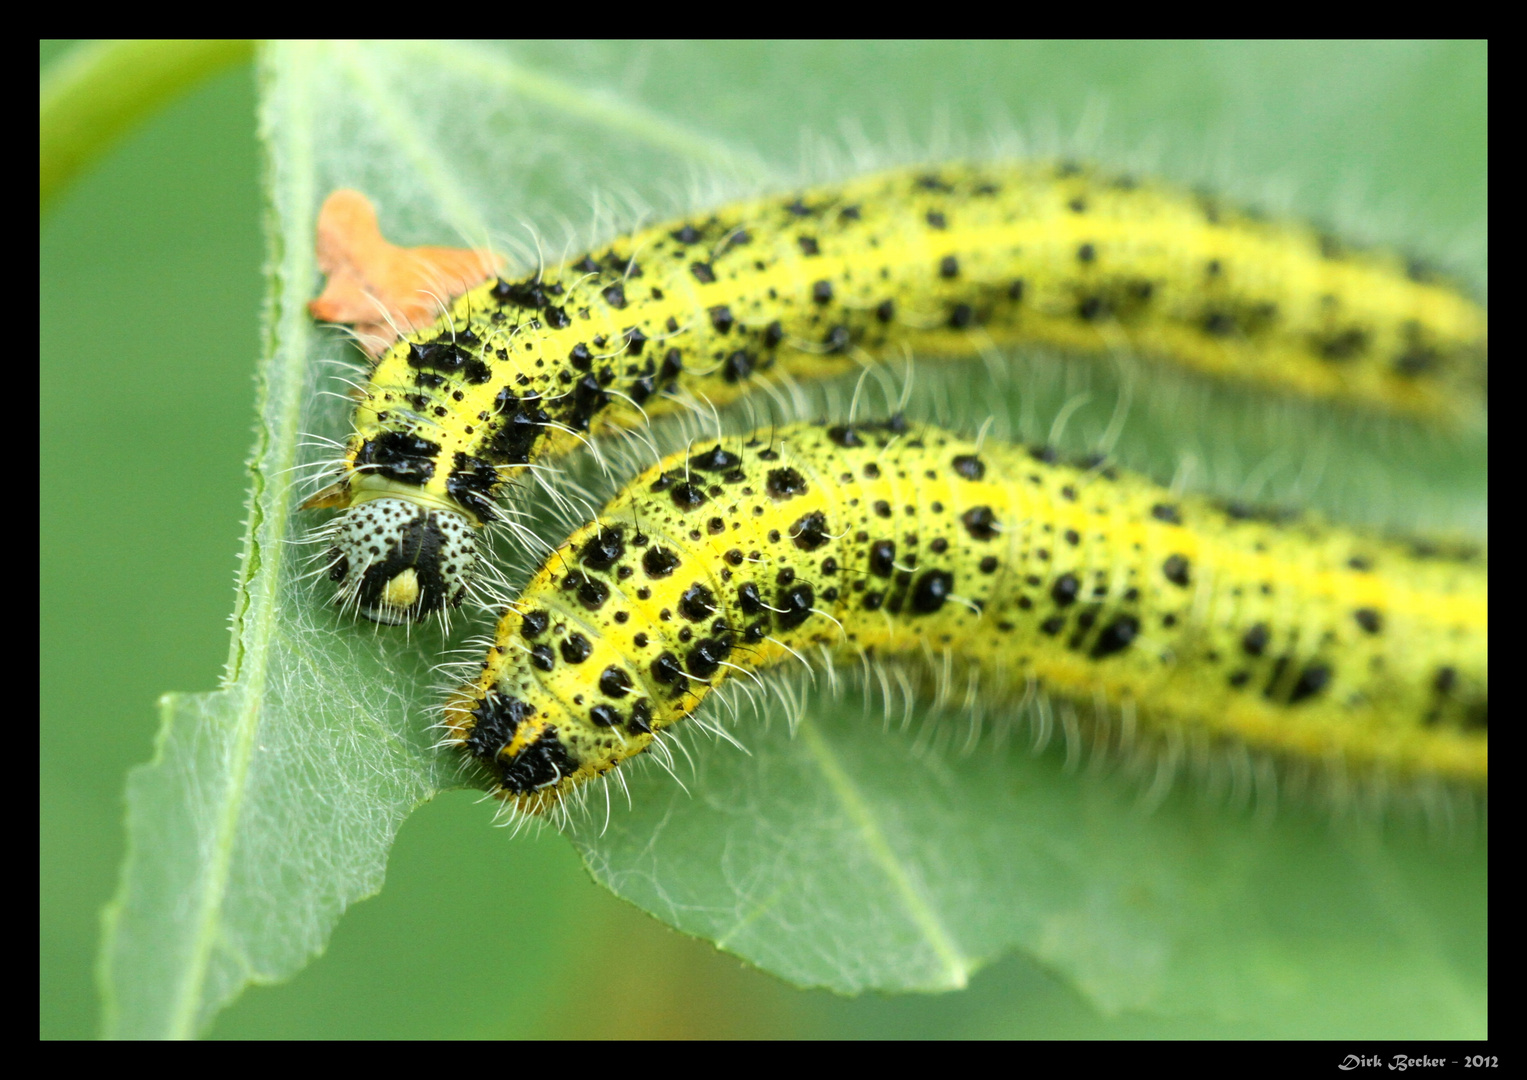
[348,506,468,621]
[1241,623,1270,657]
[1050,573,1080,607]
[496,727,578,794]
[463,691,530,763]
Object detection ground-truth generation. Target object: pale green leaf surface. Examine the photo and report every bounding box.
[99,40,1485,1038]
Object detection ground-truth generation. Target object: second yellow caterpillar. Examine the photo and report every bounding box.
[445,420,1487,814]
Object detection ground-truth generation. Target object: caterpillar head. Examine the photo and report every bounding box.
[444,686,584,814]
[444,596,669,813]
[324,498,478,624]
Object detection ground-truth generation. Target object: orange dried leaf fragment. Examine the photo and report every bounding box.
[308,190,499,356]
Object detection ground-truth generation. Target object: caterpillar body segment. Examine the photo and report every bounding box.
[444,420,1487,813]
[310,161,1488,623]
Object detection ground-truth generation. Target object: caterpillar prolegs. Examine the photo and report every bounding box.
[304,161,1487,624]
[444,420,1487,814]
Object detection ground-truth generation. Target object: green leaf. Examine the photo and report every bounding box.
[99,40,1486,1038]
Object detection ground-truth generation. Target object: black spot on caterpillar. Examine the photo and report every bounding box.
[444,420,1488,815]
[305,162,1487,623]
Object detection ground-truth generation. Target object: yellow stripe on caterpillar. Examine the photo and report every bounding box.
[444,419,1487,814]
[309,161,1488,623]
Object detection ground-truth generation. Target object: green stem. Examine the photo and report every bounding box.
[40,39,255,212]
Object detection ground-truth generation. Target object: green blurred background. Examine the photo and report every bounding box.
[40,40,1486,1039]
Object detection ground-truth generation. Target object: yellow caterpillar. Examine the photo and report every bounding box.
[305,161,1488,624]
[444,420,1487,814]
